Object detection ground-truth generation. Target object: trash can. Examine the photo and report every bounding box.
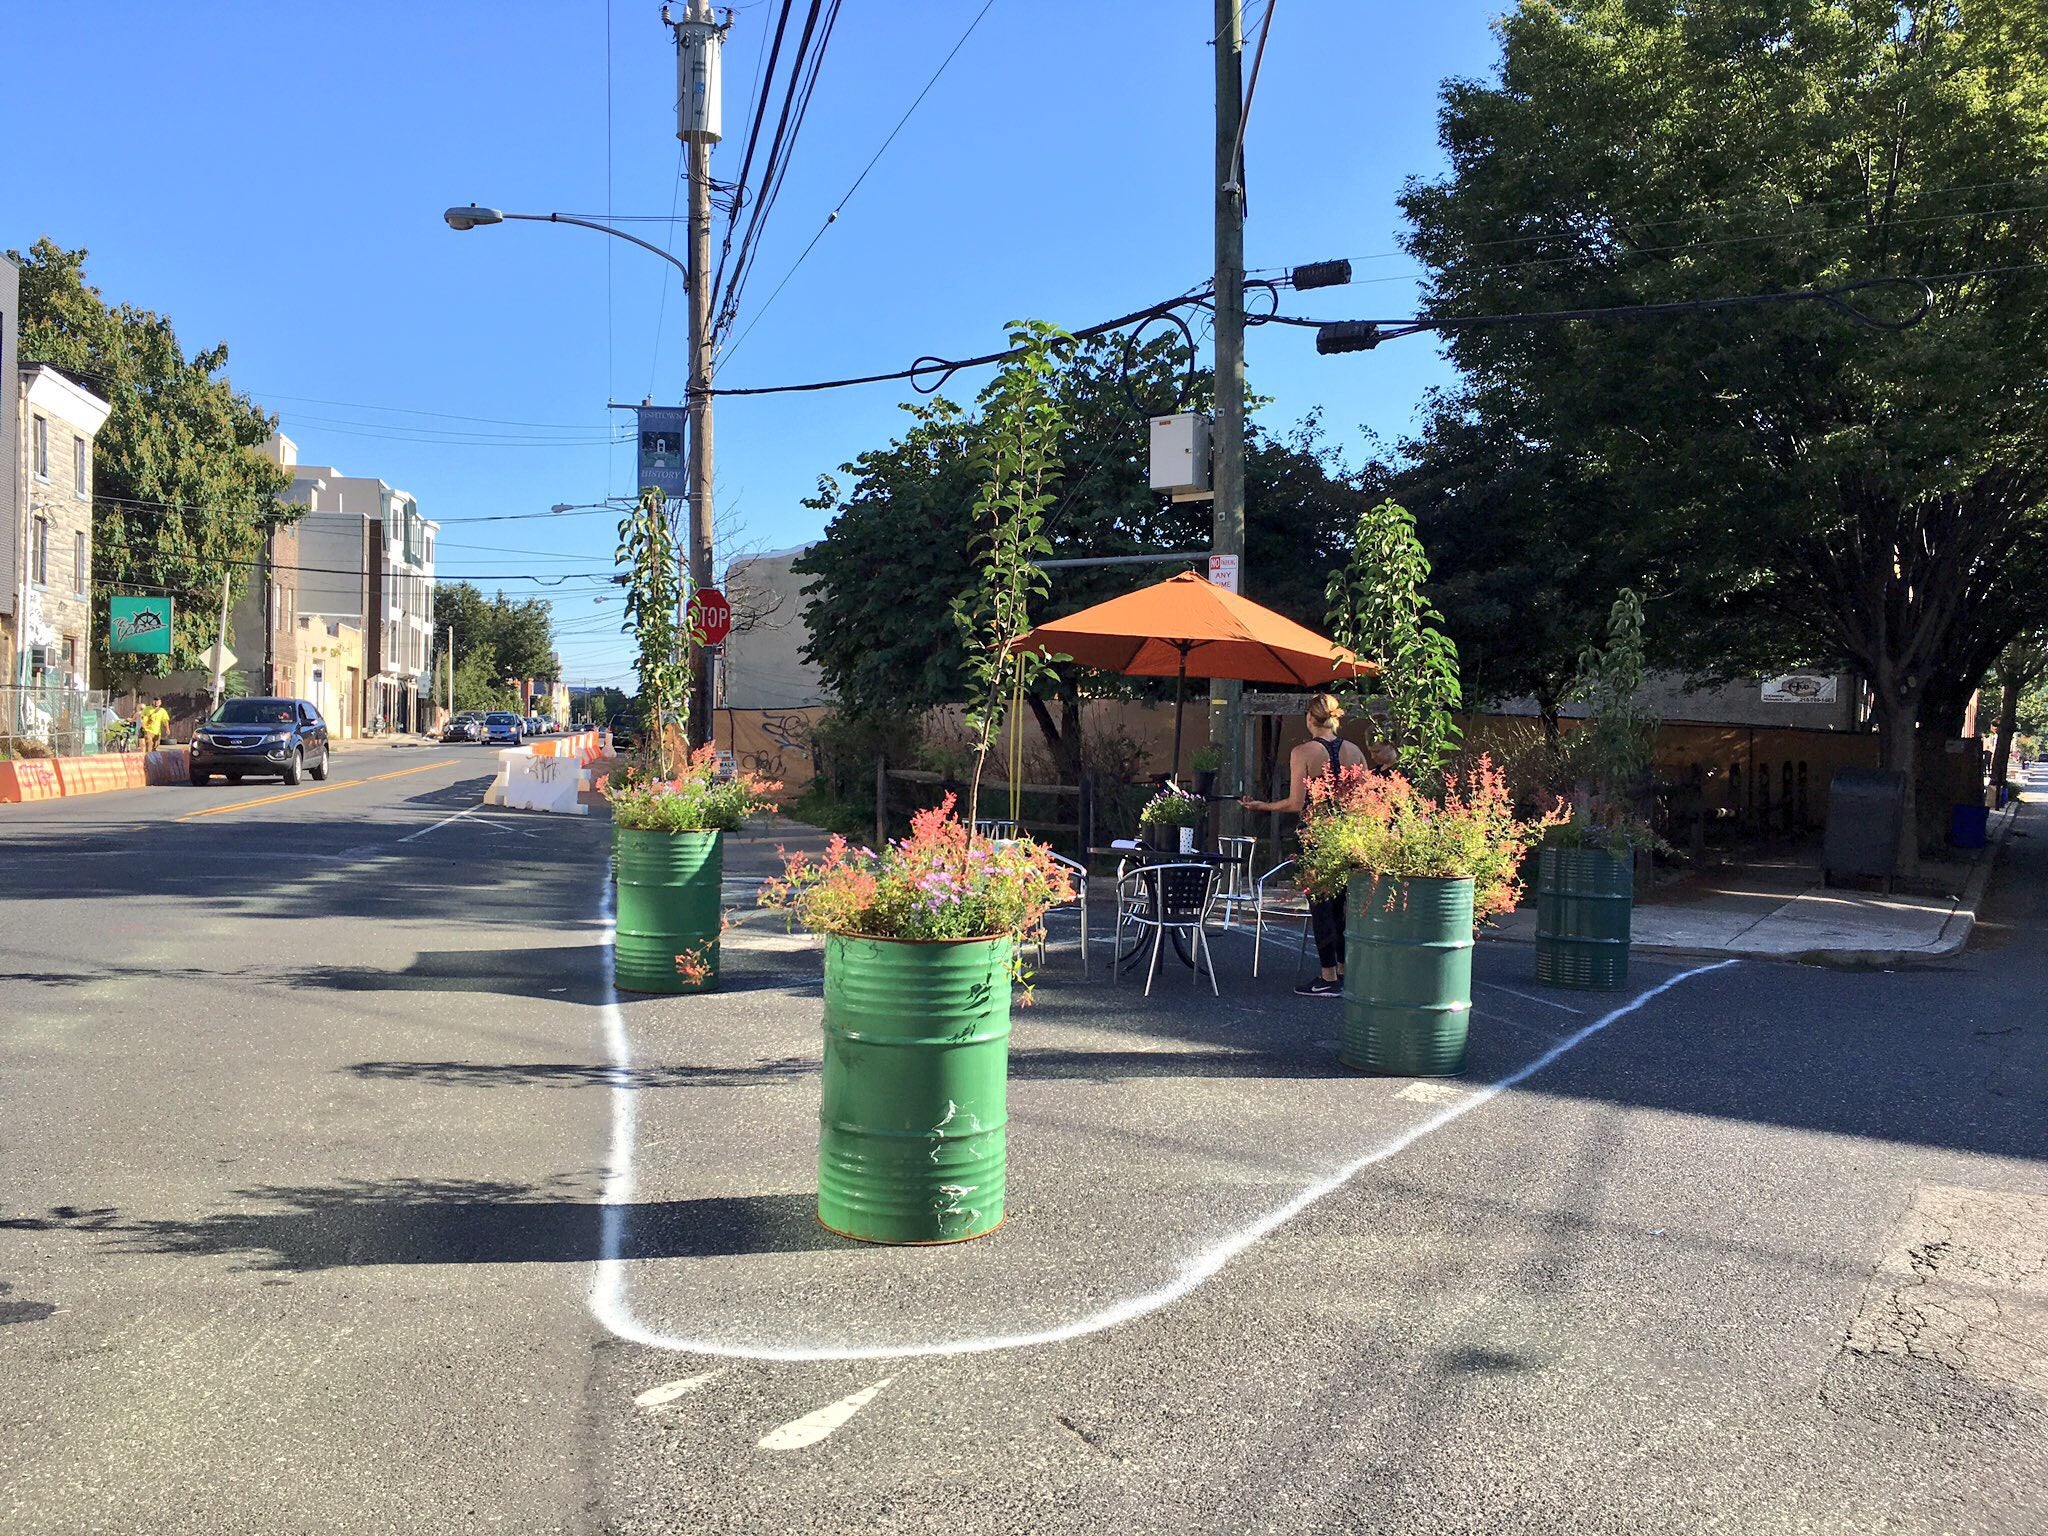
[1949,803,1989,849]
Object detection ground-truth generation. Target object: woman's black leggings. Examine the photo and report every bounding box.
[1310,895,1345,970]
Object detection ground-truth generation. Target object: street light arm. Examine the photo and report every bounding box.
[501,212,690,282]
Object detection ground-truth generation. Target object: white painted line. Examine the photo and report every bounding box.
[1477,980,1586,1015]
[397,806,482,843]
[633,1370,725,1408]
[586,868,1738,1362]
[758,1379,893,1451]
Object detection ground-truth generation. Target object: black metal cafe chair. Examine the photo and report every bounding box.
[1113,862,1222,997]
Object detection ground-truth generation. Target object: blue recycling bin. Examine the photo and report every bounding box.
[1949,803,1989,849]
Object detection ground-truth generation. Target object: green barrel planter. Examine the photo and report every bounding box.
[1342,873,1474,1076]
[613,827,723,993]
[1533,846,1633,991]
[818,933,1012,1244]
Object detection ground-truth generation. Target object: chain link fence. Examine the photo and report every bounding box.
[0,683,120,758]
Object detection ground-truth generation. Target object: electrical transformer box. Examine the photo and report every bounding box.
[674,9,725,144]
[1149,413,1212,498]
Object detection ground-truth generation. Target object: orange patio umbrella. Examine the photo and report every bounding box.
[1010,570,1380,778]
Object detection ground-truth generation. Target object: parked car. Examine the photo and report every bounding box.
[442,711,486,743]
[483,711,525,746]
[190,697,331,786]
[525,715,544,738]
[608,720,638,753]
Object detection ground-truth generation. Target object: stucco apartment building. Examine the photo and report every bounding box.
[265,433,437,733]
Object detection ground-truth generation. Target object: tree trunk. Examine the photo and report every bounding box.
[1874,692,1921,879]
[1537,694,1562,748]
[1989,675,2020,801]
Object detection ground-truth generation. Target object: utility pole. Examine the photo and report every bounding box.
[207,573,231,713]
[672,0,724,751]
[1212,0,1247,806]
[447,624,455,719]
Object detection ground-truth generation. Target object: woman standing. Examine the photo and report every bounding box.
[1241,693,1391,997]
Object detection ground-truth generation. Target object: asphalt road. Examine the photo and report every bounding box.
[3,753,2044,1534]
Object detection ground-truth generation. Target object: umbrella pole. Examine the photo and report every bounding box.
[1170,649,1188,782]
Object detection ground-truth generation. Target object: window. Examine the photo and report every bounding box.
[31,517,49,586]
[73,436,88,498]
[73,531,87,596]
[32,416,49,479]
[62,637,77,671]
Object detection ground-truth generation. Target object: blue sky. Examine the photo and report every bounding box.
[3,1,1508,685]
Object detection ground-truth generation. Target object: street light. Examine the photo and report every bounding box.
[441,206,689,283]
[444,202,706,742]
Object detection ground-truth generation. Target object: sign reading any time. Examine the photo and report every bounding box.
[109,596,174,655]
[692,588,733,646]
[1207,554,1240,594]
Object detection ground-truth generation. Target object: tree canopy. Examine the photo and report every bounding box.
[12,238,293,680]
[1398,0,2048,862]
[432,581,558,712]
[794,334,1366,747]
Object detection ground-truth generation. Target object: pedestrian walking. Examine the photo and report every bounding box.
[1240,693,1394,998]
[138,698,169,753]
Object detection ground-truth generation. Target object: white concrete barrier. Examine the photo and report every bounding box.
[482,746,592,815]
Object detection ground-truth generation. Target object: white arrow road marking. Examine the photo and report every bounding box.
[758,1378,893,1451]
[633,1370,726,1408]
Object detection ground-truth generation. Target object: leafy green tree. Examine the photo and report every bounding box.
[795,334,1367,775]
[1326,498,1462,777]
[12,238,292,681]
[432,581,558,709]
[1398,0,2048,869]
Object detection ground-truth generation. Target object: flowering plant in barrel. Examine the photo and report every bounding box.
[606,747,780,995]
[1297,758,1557,1076]
[761,794,1075,1246]
[762,321,1079,1247]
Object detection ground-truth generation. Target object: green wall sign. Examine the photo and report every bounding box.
[109,596,174,654]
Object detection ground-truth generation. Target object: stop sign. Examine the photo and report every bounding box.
[693,588,733,645]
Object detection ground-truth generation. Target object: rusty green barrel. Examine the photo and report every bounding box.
[613,828,723,993]
[1533,846,1633,991]
[819,934,1012,1244]
[1342,874,1474,1076]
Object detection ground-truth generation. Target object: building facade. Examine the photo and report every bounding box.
[271,435,437,733]
[9,364,112,690]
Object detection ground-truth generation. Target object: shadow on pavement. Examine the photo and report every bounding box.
[295,946,610,1007]
[6,1180,843,1268]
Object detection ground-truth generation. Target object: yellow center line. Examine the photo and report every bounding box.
[175,759,462,822]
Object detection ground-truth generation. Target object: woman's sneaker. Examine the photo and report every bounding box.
[1294,977,1342,998]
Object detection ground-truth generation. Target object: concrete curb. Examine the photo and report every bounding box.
[1479,796,2026,968]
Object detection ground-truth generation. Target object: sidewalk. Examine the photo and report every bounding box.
[1489,779,2030,964]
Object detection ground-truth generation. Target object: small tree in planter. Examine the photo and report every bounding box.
[1326,498,1462,779]
[1138,784,1206,852]
[761,795,1076,1243]
[1298,759,1556,1076]
[607,487,781,993]
[953,321,1074,835]
[1534,589,1659,991]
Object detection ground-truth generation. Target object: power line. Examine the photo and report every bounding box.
[720,0,1001,364]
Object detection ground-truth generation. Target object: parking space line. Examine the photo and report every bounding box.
[1478,980,1586,1015]
[758,1379,893,1451]
[176,760,458,822]
[588,856,1740,1363]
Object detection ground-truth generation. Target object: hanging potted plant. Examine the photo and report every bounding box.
[1534,591,1659,992]
[609,748,779,992]
[1189,743,1225,800]
[1299,759,1555,1076]
[1139,783,1207,853]
[761,795,1074,1243]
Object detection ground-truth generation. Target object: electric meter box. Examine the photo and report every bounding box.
[1149,412,1212,499]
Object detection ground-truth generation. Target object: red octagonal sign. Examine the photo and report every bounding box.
[692,587,733,645]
